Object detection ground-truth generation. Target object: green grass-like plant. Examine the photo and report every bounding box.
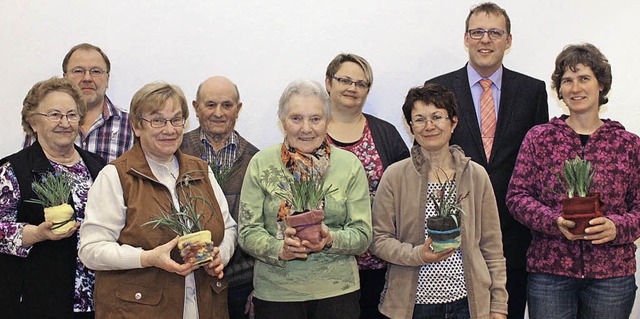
[428,170,469,226]
[143,171,215,235]
[262,166,337,213]
[209,162,235,190]
[560,156,595,198]
[25,171,72,207]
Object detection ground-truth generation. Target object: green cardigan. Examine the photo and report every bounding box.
[238,144,372,302]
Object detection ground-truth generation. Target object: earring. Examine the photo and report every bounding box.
[451,130,454,133]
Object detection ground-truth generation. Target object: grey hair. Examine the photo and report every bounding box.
[277,79,332,122]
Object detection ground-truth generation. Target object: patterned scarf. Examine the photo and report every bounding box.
[280,139,331,179]
[275,139,331,238]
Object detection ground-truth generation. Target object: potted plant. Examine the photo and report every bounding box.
[558,156,603,235]
[269,168,337,245]
[26,171,75,235]
[144,172,216,266]
[426,172,468,252]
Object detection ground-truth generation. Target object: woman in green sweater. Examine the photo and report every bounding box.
[238,79,372,319]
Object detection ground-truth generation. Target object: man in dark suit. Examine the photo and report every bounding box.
[426,3,548,318]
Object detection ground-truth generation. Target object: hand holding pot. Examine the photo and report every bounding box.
[278,227,308,261]
[204,246,224,279]
[557,216,582,241]
[302,225,332,253]
[419,237,455,263]
[583,217,617,244]
[22,220,80,247]
[141,236,199,276]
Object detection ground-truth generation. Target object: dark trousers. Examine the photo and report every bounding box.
[359,268,387,319]
[228,282,253,319]
[506,267,528,319]
[254,290,360,319]
[412,297,469,319]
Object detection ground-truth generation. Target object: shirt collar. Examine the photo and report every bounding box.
[102,96,118,120]
[199,129,239,150]
[467,64,503,90]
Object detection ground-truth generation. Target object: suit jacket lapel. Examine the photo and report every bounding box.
[453,67,485,160]
[493,67,516,164]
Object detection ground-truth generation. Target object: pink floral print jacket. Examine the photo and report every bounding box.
[507,115,640,279]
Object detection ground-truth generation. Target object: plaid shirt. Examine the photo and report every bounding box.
[200,130,239,169]
[24,96,133,163]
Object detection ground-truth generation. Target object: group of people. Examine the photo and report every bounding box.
[0,2,638,319]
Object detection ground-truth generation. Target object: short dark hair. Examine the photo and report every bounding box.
[465,2,511,34]
[551,43,612,106]
[402,83,459,134]
[62,43,111,73]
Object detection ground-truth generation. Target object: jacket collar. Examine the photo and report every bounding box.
[124,142,208,186]
[410,144,471,177]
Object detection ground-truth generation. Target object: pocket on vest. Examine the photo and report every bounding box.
[209,279,228,294]
[115,283,162,305]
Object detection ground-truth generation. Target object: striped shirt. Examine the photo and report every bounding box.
[200,130,239,169]
[24,96,133,163]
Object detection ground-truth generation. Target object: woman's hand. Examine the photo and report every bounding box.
[204,246,224,279]
[584,217,617,244]
[419,237,455,263]
[557,216,616,244]
[301,225,332,253]
[556,216,582,241]
[21,221,80,247]
[140,236,199,276]
[278,227,308,261]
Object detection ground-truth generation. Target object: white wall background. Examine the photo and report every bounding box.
[1,0,638,315]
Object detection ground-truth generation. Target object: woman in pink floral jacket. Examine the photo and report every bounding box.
[506,43,639,319]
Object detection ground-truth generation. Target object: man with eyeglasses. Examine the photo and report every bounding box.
[426,3,548,318]
[180,76,259,319]
[23,43,133,163]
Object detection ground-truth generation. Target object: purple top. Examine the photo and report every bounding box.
[506,115,640,278]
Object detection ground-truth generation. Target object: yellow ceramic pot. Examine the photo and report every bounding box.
[178,230,214,265]
[44,203,75,235]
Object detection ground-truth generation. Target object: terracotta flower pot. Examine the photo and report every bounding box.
[561,193,604,235]
[178,230,215,265]
[286,209,324,245]
[426,215,461,252]
[44,203,75,235]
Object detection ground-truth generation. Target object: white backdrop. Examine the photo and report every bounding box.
[1,0,638,314]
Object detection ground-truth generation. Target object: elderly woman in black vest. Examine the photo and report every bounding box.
[0,77,106,318]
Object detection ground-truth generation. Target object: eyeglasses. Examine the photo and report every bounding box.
[68,67,106,78]
[467,29,507,40]
[34,111,80,123]
[140,117,185,128]
[332,76,370,89]
[410,114,450,129]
